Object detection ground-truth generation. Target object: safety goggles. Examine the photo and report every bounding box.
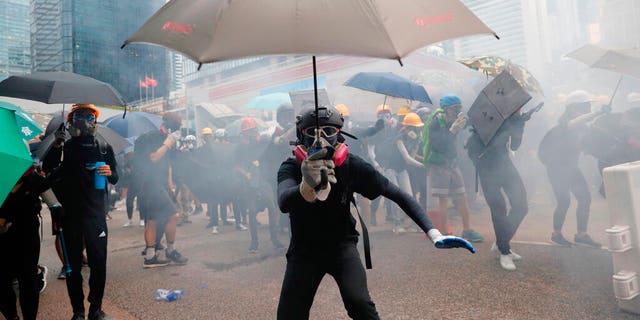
[302,126,340,138]
[72,114,96,122]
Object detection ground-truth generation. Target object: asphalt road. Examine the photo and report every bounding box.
[20,194,640,320]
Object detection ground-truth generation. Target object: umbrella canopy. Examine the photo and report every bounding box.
[0,108,34,205]
[0,71,126,106]
[566,44,640,79]
[467,71,532,145]
[344,72,432,104]
[244,92,292,110]
[459,56,543,95]
[101,112,163,138]
[0,101,43,140]
[123,0,496,65]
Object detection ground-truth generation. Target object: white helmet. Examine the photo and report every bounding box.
[566,90,593,105]
[627,92,640,104]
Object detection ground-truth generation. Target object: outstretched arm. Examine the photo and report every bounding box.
[381,181,475,253]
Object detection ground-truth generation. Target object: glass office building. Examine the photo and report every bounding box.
[0,0,31,80]
[31,0,169,103]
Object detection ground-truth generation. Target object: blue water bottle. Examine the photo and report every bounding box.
[94,161,106,190]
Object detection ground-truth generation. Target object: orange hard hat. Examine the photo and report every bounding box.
[67,104,100,122]
[335,104,350,116]
[397,105,411,116]
[401,112,424,127]
[201,127,213,135]
[376,104,392,114]
[240,117,257,131]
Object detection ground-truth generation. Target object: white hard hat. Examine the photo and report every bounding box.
[627,92,640,103]
[566,90,594,105]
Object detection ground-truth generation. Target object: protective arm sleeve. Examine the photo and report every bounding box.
[381,182,434,232]
[396,140,424,168]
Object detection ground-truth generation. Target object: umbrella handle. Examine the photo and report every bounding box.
[608,75,623,107]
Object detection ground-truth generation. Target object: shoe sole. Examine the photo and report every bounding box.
[573,242,602,249]
[550,240,574,247]
[143,263,170,268]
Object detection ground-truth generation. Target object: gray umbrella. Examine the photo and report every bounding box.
[0,71,126,106]
[467,70,532,146]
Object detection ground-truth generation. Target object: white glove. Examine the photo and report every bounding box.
[449,112,467,133]
[0,219,11,235]
[163,131,181,149]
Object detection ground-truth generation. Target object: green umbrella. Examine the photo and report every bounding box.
[0,107,34,205]
[0,101,43,140]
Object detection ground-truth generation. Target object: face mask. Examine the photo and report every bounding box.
[69,113,97,137]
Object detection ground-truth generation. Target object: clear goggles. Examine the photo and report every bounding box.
[302,126,340,138]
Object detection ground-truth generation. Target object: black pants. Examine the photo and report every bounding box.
[126,187,142,221]
[477,158,528,255]
[0,222,40,320]
[546,166,591,232]
[235,183,281,250]
[277,243,379,320]
[62,215,108,315]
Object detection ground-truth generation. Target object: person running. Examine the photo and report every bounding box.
[276,105,475,319]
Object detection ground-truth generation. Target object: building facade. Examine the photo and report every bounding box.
[31,0,170,103]
[0,0,31,80]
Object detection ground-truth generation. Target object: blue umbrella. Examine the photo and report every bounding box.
[101,112,162,138]
[244,92,292,110]
[0,101,43,140]
[344,72,432,104]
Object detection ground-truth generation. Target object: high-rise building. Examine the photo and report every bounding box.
[31,0,170,103]
[601,0,640,48]
[0,0,31,80]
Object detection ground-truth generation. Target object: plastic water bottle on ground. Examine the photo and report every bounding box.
[155,289,185,301]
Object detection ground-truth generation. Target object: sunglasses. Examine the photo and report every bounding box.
[72,114,96,122]
[302,126,340,138]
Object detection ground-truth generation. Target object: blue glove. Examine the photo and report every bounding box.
[428,229,476,253]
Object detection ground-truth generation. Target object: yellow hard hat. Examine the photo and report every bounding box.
[335,104,350,116]
[201,127,213,135]
[397,105,411,116]
[67,104,100,122]
[376,104,392,114]
[401,112,424,127]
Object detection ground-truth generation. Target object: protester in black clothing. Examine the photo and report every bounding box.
[234,116,284,252]
[134,112,189,268]
[276,106,475,320]
[44,104,118,320]
[466,109,528,271]
[538,90,608,248]
[0,165,64,320]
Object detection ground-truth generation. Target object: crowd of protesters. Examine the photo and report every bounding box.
[3,89,640,319]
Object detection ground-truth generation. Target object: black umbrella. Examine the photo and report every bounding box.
[0,71,126,106]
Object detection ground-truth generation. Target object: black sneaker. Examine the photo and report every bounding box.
[143,255,170,268]
[88,309,112,320]
[166,250,188,265]
[70,312,85,320]
[551,233,573,247]
[574,234,602,248]
[37,265,48,293]
[58,268,67,280]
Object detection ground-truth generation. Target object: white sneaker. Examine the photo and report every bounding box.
[123,220,132,227]
[491,242,522,261]
[499,254,516,271]
[236,223,248,231]
[211,226,219,234]
[139,220,145,227]
[392,226,406,234]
